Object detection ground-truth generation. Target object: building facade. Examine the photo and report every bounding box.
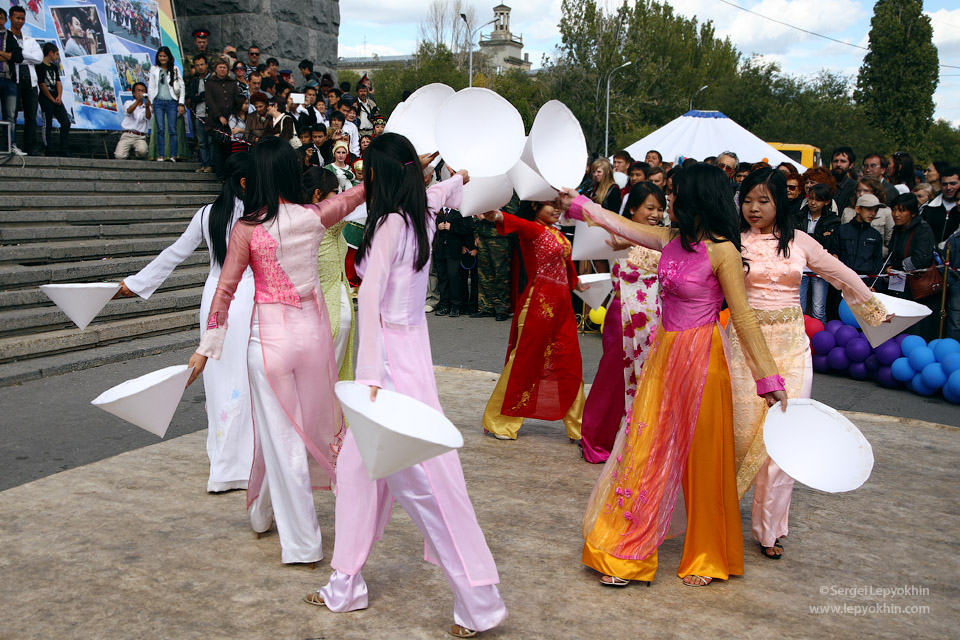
[478,4,531,73]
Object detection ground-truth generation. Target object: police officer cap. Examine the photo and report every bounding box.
[192,28,210,38]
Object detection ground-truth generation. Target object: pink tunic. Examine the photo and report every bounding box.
[333,175,500,587]
[198,187,366,504]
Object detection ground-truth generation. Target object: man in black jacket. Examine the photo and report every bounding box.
[862,153,899,204]
[204,57,238,179]
[434,208,473,318]
[836,194,883,277]
[831,146,856,213]
[921,166,959,248]
[0,7,24,153]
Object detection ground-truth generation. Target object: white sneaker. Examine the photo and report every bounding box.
[425,304,435,312]
[156,157,165,162]
[11,144,27,156]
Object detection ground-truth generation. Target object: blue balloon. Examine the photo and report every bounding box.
[942,352,960,377]
[912,373,936,396]
[943,385,960,404]
[948,370,960,396]
[835,325,859,348]
[891,357,915,382]
[875,340,901,366]
[929,339,942,354]
[933,338,960,363]
[921,363,947,390]
[810,330,836,354]
[827,346,850,370]
[849,362,870,380]
[812,353,830,372]
[838,300,861,327]
[908,346,936,372]
[900,335,926,357]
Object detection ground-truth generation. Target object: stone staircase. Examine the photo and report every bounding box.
[0,156,221,386]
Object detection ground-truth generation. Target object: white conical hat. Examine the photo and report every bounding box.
[612,171,628,188]
[40,283,120,330]
[91,364,194,438]
[528,100,588,190]
[434,87,525,177]
[507,151,557,202]
[845,291,932,348]
[335,381,464,481]
[571,220,629,261]
[383,83,455,155]
[575,273,613,310]
[763,398,874,493]
[458,174,514,217]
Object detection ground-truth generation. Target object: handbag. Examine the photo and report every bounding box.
[285,115,302,149]
[904,231,942,300]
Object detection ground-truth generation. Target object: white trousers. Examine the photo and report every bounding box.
[247,316,323,564]
[318,433,507,632]
[114,131,148,159]
[751,456,795,547]
[332,283,351,369]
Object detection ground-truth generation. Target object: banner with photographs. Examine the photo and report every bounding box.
[5,0,184,130]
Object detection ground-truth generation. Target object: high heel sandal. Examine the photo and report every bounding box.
[449,624,478,638]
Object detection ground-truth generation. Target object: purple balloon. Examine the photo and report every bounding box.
[810,330,836,354]
[845,337,872,362]
[834,325,859,348]
[825,319,845,335]
[848,361,870,380]
[864,354,881,372]
[827,346,850,370]
[895,334,909,345]
[812,353,830,373]
[875,340,901,366]
[876,365,899,388]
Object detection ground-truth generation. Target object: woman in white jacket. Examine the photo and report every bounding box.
[148,46,185,161]
[116,154,255,492]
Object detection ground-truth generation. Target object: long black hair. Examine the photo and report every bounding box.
[624,181,666,217]
[208,153,251,267]
[242,136,303,224]
[154,46,177,86]
[300,166,339,204]
[671,163,743,253]
[356,133,430,271]
[738,168,795,258]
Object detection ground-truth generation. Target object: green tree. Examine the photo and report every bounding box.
[855,0,939,149]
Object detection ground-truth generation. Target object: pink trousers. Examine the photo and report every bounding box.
[317,431,507,632]
[751,456,795,547]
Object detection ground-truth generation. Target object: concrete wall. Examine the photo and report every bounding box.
[172,0,339,76]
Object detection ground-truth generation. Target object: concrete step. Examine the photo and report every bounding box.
[0,309,199,363]
[0,193,215,211]
[0,236,192,265]
[0,207,200,225]
[0,221,194,243]
[0,329,198,387]
[0,286,203,337]
[0,167,220,182]
[0,251,209,288]
[0,265,208,310]
[9,156,202,171]
[0,181,219,196]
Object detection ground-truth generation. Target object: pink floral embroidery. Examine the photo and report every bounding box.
[623,511,633,521]
[250,226,301,307]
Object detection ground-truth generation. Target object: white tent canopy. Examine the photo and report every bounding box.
[622,110,809,171]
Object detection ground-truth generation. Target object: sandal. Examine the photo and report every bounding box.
[760,539,784,560]
[449,624,478,638]
[304,590,325,606]
[600,575,630,587]
[682,575,713,587]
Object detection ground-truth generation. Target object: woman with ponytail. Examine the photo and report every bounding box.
[557,163,786,589]
[116,153,254,492]
[186,136,366,565]
[305,133,507,639]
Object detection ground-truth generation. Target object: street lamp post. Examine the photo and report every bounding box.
[461,13,497,88]
[605,61,632,157]
[689,85,708,112]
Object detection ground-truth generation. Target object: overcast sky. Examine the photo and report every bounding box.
[338,0,960,128]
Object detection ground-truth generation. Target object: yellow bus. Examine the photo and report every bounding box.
[767,143,821,168]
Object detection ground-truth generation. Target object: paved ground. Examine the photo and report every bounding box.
[1,313,956,491]
[1,367,956,639]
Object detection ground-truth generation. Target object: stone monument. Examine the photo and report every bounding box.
[172,0,339,76]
